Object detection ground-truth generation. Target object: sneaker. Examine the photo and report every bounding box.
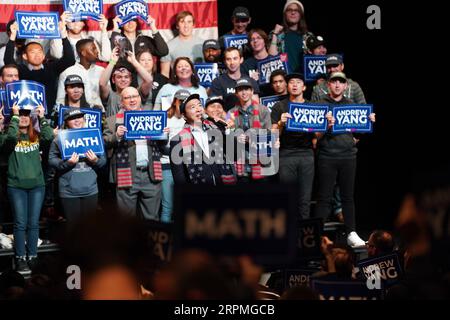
[347,231,366,248]
[27,256,39,270]
[0,233,13,249]
[15,258,31,275]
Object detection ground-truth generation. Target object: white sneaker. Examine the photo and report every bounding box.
[347,231,366,248]
[0,233,13,249]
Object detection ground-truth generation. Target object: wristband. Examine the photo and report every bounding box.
[109,59,117,66]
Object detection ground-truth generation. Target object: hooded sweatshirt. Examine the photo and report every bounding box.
[317,95,358,160]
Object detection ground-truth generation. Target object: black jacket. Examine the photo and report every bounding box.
[4,38,75,114]
[317,95,358,160]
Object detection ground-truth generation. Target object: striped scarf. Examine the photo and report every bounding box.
[178,120,236,185]
[115,113,163,189]
[233,106,263,180]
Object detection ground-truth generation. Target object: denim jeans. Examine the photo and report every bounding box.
[8,186,45,258]
[160,168,174,223]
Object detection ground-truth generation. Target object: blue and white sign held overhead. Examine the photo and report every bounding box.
[5,80,47,115]
[63,0,103,22]
[115,0,149,26]
[15,11,61,39]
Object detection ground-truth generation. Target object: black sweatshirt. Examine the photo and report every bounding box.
[317,95,358,160]
[4,37,75,115]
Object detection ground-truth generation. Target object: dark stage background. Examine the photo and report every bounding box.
[217,0,447,232]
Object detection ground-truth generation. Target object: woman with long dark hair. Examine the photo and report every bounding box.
[1,103,53,274]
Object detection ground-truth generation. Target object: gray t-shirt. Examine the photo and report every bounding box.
[160,36,204,64]
[105,91,121,117]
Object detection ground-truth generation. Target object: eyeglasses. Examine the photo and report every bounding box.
[123,94,140,100]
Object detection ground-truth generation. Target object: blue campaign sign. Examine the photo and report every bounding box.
[58,128,105,160]
[194,63,221,88]
[63,0,103,22]
[311,279,383,300]
[286,103,328,133]
[115,0,149,26]
[58,106,102,129]
[332,105,373,133]
[257,54,289,85]
[124,110,167,140]
[0,90,5,115]
[249,131,278,159]
[297,218,323,260]
[284,269,317,289]
[304,55,327,82]
[223,34,248,50]
[358,253,402,287]
[5,80,47,115]
[260,94,287,112]
[15,11,61,39]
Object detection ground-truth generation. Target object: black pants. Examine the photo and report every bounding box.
[279,150,315,220]
[314,158,357,231]
[61,194,98,223]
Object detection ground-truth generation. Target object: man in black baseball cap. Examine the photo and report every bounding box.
[285,72,305,82]
[179,93,201,115]
[63,107,85,122]
[202,39,222,63]
[311,53,366,104]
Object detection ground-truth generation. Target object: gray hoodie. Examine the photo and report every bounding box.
[48,139,107,198]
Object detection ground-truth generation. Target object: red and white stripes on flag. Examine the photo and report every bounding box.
[0,0,218,44]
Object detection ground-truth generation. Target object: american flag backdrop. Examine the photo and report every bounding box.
[0,0,218,44]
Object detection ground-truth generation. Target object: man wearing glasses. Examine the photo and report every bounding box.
[103,87,167,220]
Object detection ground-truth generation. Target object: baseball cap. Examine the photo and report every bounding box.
[180,93,201,114]
[306,35,325,51]
[328,72,347,82]
[232,6,250,19]
[112,63,133,75]
[203,39,220,51]
[64,74,84,87]
[205,96,225,108]
[64,107,85,121]
[174,89,191,101]
[325,54,344,66]
[285,72,305,82]
[235,78,253,90]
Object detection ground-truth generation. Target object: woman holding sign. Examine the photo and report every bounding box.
[48,108,106,224]
[1,103,53,274]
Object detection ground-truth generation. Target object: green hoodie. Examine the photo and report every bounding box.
[2,115,53,189]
